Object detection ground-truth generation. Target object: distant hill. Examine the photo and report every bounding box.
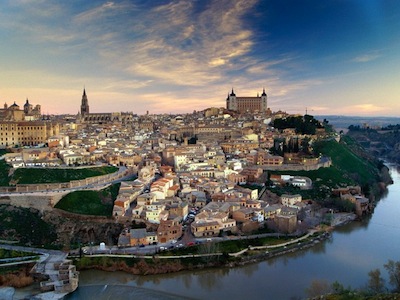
[316,115,400,132]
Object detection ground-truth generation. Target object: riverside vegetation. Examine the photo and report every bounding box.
[306,259,400,299]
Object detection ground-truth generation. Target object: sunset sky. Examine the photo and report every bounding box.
[1,0,399,116]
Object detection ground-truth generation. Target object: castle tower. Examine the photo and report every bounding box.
[227,88,237,111]
[80,88,89,116]
[261,88,268,112]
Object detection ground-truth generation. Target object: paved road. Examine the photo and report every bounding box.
[0,244,66,266]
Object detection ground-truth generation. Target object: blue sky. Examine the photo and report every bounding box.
[0,0,399,116]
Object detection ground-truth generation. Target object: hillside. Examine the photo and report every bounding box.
[346,128,400,165]
[269,136,387,203]
[10,165,118,185]
[55,183,120,216]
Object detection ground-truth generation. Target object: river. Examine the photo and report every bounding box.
[18,165,400,300]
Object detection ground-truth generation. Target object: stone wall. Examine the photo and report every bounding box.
[0,193,66,212]
[0,168,134,212]
[261,158,332,171]
[8,168,132,193]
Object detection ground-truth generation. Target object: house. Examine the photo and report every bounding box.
[167,200,189,221]
[275,213,297,234]
[144,202,168,224]
[128,228,147,246]
[113,198,130,217]
[239,167,264,182]
[264,204,282,219]
[189,191,208,207]
[167,184,180,197]
[157,220,182,243]
[131,205,144,220]
[341,194,371,216]
[193,209,236,236]
[280,194,302,207]
[232,208,254,223]
[191,220,220,237]
[137,193,157,206]
[123,228,158,246]
[150,177,174,199]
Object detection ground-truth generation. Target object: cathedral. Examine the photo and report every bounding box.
[226,88,269,114]
[79,89,134,124]
[0,99,41,122]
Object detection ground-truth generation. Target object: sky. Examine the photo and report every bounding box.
[0,0,400,116]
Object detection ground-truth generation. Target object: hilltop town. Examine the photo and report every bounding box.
[0,88,385,251]
[0,88,390,298]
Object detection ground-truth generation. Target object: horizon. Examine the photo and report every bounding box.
[1,1,399,116]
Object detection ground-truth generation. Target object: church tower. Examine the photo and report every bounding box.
[261,88,268,112]
[80,88,89,116]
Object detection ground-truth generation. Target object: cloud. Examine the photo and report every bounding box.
[74,1,134,24]
[0,0,343,115]
[343,103,386,113]
[352,52,381,63]
[92,0,258,86]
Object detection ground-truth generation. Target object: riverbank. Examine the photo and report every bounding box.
[9,209,384,299]
[70,228,334,276]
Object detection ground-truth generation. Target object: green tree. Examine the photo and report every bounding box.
[305,279,331,298]
[384,260,400,292]
[367,268,385,294]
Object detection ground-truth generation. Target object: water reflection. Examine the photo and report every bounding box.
[64,285,193,300]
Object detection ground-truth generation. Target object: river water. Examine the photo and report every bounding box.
[47,166,400,299]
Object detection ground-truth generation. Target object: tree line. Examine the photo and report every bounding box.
[306,259,400,299]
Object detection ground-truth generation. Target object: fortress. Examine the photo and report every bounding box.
[226,88,271,114]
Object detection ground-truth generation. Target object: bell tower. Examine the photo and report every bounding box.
[80,88,89,116]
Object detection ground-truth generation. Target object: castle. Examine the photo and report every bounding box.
[226,88,270,114]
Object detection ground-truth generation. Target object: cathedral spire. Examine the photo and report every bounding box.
[80,88,89,116]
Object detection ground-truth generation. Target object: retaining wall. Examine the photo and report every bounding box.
[261,158,332,171]
[0,168,133,194]
[0,194,66,212]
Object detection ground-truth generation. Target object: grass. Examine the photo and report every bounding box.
[159,236,293,256]
[55,183,120,216]
[268,138,381,201]
[0,249,36,259]
[10,165,118,185]
[0,150,11,186]
[313,138,380,186]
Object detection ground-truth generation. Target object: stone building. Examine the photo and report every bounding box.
[157,220,182,243]
[275,207,298,233]
[0,121,60,148]
[78,89,134,124]
[0,97,59,148]
[226,88,270,114]
[1,99,41,122]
